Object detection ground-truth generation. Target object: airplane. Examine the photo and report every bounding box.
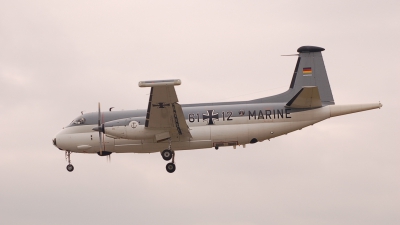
[52,46,382,173]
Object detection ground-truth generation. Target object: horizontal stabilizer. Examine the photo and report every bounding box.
[286,86,322,108]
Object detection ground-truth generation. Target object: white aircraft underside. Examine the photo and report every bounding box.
[56,104,379,154]
[53,46,382,173]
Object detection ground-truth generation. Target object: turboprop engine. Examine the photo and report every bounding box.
[99,118,169,140]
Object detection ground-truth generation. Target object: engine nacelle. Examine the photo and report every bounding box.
[103,118,168,140]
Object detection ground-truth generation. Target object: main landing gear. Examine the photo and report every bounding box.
[162,149,176,173]
[161,139,176,173]
[65,150,74,172]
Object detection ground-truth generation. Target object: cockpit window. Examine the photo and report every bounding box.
[70,117,86,125]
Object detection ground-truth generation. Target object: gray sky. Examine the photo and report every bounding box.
[1,1,399,224]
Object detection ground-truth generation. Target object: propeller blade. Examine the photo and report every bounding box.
[98,102,103,155]
[98,102,101,127]
[99,129,103,155]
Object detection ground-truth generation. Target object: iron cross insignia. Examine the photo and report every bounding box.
[152,102,171,108]
[203,110,219,125]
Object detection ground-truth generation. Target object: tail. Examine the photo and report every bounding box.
[253,46,335,105]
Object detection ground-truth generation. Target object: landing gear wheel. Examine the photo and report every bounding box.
[66,164,74,172]
[166,163,176,173]
[161,149,173,161]
[65,150,74,172]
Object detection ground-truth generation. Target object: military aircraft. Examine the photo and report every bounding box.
[53,46,382,173]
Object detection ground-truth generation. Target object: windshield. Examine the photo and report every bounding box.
[70,117,86,125]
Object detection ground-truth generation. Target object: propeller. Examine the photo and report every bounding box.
[99,103,104,155]
[92,103,111,162]
[92,102,105,155]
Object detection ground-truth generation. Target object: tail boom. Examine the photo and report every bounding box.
[329,103,382,117]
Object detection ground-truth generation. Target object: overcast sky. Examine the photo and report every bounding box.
[1,1,399,224]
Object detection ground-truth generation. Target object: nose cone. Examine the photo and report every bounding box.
[52,137,62,150]
[54,129,72,151]
[53,129,67,150]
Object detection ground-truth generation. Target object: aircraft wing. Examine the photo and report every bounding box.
[286,86,322,108]
[139,79,192,138]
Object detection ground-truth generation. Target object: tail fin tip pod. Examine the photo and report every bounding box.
[297,46,325,53]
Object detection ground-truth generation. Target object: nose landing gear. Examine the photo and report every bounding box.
[65,150,74,172]
[66,164,74,172]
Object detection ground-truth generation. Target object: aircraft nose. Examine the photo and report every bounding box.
[52,138,57,147]
[53,137,63,150]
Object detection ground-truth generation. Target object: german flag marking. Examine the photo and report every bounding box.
[303,67,312,75]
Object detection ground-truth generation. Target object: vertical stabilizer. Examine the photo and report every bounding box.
[292,46,334,104]
[253,46,334,105]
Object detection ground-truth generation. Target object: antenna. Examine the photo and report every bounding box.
[281,54,299,56]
